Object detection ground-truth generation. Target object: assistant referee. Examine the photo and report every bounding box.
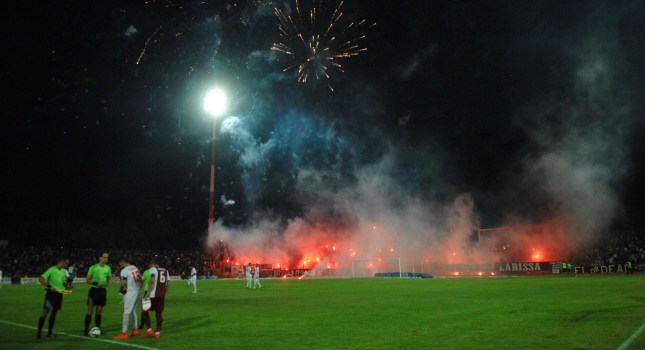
[37,257,69,339]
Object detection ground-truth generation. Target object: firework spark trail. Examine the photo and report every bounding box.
[133,0,226,74]
[271,0,374,89]
[136,27,161,65]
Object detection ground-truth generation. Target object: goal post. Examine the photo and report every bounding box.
[351,258,402,278]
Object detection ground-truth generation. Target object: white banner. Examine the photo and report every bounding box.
[574,264,631,274]
[20,277,39,285]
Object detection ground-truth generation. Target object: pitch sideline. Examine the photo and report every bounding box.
[616,320,645,350]
[0,319,161,350]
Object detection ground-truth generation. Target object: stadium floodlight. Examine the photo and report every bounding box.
[203,87,228,234]
[204,88,227,117]
[351,258,402,279]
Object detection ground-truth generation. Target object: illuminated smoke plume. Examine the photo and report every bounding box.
[506,7,636,256]
[207,125,489,270]
[198,2,639,270]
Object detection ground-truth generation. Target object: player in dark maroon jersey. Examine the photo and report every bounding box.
[141,259,170,339]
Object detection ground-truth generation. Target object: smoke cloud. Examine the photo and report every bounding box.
[505,4,635,256]
[208,113,490,270]
[192,1,640,270]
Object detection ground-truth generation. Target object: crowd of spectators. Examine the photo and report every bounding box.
[575,231,645,269]
[0,244,226,280]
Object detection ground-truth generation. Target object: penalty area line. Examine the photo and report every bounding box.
[617,320,645,350]
[0,319,161,350]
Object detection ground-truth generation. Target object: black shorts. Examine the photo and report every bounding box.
[43,290,63,311]
[150,297,165,313]
[87,287,107,306]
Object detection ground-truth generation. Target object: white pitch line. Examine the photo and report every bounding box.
[617,320,645,350]
[0,319,161,350]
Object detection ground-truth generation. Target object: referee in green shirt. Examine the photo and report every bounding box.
[37,257,69,339]
[84,252,112,336]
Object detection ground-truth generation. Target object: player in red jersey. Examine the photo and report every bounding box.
[141,259,170,339]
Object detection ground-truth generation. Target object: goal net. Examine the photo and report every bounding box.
[351,258,402,278]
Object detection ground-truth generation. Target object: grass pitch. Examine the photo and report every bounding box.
[0,275,643,350]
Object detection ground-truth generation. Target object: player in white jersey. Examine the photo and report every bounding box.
[245,263,252,289]
[253,263,262,289]
[64,264,75,290]
[113,258,142,340]
[0,268,3,288]
[187,267,197,293]
[62,268,73,290]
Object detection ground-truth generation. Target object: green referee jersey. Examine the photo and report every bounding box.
[41,266,66,291]
[87,263,112,287]
[142,269,151,292]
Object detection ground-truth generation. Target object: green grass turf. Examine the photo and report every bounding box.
[0,275,644,350]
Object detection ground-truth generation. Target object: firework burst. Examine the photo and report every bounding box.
[271,0,375,89]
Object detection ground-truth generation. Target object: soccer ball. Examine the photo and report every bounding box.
[89,327,101,337]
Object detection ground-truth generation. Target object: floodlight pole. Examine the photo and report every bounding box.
[208,119,217,234]
[204,87,227,235]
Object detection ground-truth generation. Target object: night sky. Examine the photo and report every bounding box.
[4,0,645,251]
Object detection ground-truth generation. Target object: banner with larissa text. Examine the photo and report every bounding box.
[494,262,634,274]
